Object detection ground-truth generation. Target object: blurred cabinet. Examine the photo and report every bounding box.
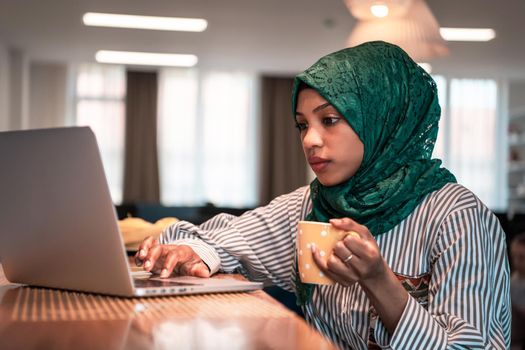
[508,106,525,216]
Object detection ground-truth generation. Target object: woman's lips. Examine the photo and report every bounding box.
[308,157,330,172]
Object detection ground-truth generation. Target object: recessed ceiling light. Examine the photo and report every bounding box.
[95,50,198,67]
[440,28,496,42]
[370,4,389,18]
[83,12,207,32]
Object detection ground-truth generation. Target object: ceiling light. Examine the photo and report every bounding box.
[83,12,207,32]
[440,28,496,42]
[370,4,389,18]
[95,50,198,67]
[345,0,413,20]
[347,0,448,62]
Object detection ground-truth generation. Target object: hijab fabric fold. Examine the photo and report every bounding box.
[291,41,456,305]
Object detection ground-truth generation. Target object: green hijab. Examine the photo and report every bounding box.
[291,41,456,304]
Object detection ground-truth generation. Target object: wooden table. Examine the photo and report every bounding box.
[0,264,338,350]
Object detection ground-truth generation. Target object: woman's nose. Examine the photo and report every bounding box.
[302,126,323,149]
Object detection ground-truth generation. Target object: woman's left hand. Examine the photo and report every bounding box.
[312,217,387,287]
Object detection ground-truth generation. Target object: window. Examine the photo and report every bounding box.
[73,64,126,204]
[432,76,505,210]
[158,69,258,207]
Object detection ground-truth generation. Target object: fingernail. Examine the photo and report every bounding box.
[144,260,151,269]
[139,249,146,257]
[160,268,168,278]
[330,218,342,224]
[311,243,317,253]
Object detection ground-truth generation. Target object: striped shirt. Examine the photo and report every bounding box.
[160,183,511,349]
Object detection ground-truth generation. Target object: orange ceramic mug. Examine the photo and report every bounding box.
[297,221,359,285]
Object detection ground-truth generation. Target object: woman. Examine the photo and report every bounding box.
[136,41,511,349]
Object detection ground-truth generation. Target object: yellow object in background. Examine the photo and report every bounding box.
[118,217,179,251]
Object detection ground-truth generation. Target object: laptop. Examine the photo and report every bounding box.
[0,127,263,297]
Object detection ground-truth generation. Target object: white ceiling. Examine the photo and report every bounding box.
[0,0,524,79]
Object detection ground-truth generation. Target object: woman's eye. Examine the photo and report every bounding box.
[322,116,340,126]
[295,122,308,131]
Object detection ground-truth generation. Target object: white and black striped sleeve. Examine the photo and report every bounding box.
[159,186,310,292]
[167,238,222,275]
[373,193,511,349]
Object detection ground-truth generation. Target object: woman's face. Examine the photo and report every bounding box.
[295,88,364,186]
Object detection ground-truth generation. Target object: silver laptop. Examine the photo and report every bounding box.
[0,127,262,297]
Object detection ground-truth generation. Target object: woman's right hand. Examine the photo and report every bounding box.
[134,236,210,278]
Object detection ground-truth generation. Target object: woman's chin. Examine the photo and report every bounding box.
[316,176,341,187]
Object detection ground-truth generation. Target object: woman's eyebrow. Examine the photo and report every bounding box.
[313,102,332,113]
[296,102,333,116]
